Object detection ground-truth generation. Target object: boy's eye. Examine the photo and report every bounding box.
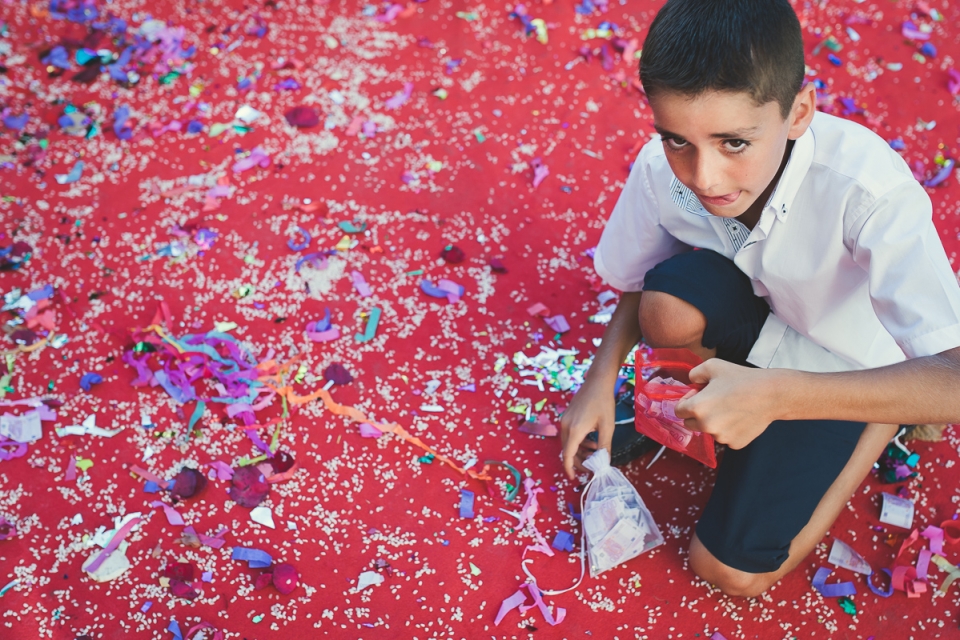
[724,139,750,152]
[664,137,688,150]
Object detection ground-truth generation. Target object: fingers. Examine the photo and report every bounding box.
[562,427,586,480]
[687,361,711,384]
[573,441,597,475]
[674,389,699,418]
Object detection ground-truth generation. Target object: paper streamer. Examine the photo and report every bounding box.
[494,589,527,625]
[351,271,372,297]
[518,582,566,626]
[940,519,960,546]
[812,567,856,598]
[295,251,328,273]
[931,554,960,593]
[259,359,494,485]
[287,226,311,251]
[354,307,381,343]
[867,568,894,598]
[85,517,142,574]
[420,279,464,304]
[231,546,272,568]
[0,437,27,461]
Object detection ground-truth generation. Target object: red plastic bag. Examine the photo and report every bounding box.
[634,349,718,468]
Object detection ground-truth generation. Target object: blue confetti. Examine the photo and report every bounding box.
[55,161,85,185]
[231,546,272,568]
[459,489,475,519]
[79,372,103,391]
[552,530,575,552]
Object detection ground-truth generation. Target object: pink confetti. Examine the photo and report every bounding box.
[544,315,570,333]
[385,82,414,110]
[358,423,383,438]
[232,147,271,173]
[526,303,550,317]
[351,271,372,297]
[151,501,185,526]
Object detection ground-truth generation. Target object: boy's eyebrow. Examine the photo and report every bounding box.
[653,124,760,139]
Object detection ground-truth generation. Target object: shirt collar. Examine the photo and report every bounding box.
[765,121,816,223]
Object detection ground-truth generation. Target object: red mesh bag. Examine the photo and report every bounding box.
[634,349,717,468]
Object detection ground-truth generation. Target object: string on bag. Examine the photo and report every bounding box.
[521,470,597,595]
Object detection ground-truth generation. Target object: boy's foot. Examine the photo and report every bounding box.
[586,388,658,466]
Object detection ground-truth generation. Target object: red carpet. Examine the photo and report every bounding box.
[1,0,960,638]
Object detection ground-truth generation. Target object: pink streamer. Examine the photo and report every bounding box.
[519,583,566,626]
[85,517,141,574]
[921,525,944,554]
[517,478,555,558]
[494,589,527,625]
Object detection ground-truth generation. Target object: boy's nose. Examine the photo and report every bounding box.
[690,153,722,194]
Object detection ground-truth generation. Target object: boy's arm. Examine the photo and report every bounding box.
[560,291,643,479]
[674,347,960,449]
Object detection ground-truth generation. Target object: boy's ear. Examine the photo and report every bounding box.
[787,83,817,140]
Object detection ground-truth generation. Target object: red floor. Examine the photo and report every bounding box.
[2,0,960,638]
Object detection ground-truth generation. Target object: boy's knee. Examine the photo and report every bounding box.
[639,291,708,349]
[689,536,773,598]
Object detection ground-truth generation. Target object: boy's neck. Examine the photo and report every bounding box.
[736,139,796,231]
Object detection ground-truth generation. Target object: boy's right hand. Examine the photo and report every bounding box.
[559,381,615,480]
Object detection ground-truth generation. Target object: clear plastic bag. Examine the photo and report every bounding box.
[634,348,718,468]
[582,448,664,577]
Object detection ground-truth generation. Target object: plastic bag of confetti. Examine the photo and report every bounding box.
[582,448,663,577]
[634,349,717,468]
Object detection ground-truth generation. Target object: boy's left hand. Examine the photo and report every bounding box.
[674,359,781,449]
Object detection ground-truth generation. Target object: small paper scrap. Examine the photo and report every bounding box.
[56,414,122,438]
[250,506,276,529]
[355,571,384,592]
[459,489,475,519]
[880,492,915,529]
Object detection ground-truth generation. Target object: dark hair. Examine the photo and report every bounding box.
[639,0,805,119]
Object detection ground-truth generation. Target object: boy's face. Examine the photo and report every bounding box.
[648,86,815,218]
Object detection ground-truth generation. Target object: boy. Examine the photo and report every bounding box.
[560,0,960,597]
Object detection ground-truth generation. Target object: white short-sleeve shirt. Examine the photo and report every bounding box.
[595,111,960,373]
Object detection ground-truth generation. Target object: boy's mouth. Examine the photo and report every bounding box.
[696,191,741,206]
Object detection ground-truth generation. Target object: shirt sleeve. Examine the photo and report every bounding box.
[849,179,960,359]
[593,140,689,292]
